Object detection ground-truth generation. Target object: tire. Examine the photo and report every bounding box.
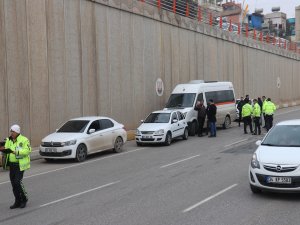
[113,137,124,153]
[164,132,172,146]
[250,184,262,194]
[189,121,197,136]
[182,128,189,140]
[223,116,231,129]
[75,144,87,162]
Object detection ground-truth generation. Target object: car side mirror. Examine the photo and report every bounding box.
[140,120,144,123]
[172,119,178,124]
[88,129,96,134]
[256,140,262,146]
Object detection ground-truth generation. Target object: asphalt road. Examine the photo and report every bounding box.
[0,106,300,225]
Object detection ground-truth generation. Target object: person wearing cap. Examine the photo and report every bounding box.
[0,124,31,209]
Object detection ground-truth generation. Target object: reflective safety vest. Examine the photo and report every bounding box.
[242,103,253,118]
[253,103,261,117]
[4,134,31,171]
[263,101,276,115]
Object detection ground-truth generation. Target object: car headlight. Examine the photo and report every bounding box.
[136,129,141,135]
[251,153,260,169]
[154,129,164,135]
[62,140,77,146]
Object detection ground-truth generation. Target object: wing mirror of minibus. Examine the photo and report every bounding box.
[140,120,144,123]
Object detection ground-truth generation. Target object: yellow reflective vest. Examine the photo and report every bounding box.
[242,103,253,118]
[253,103,261,117]
[263,101,276,115]
[4,134,31,171]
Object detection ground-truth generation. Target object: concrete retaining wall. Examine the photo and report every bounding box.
[0,0,300,146]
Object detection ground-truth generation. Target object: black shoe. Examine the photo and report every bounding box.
[19,201,27,209]
[208,135,213,138]
[244,132,248,134]
[198,134,203,137]
[10,202,20,209]
[252,133,256,135]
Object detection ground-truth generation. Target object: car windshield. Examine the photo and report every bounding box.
[166,93,196,108]
[144,113,171,123]
[57,120,90,133]
[262,125,300,147]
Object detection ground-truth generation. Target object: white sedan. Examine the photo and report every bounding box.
[249,120,300,193]
[39,116,127,162]
[135,110,188,146]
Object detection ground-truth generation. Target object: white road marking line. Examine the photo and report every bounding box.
[39,181,120,207]
[160,155,200,168]
[224,139,248,148]
[0,148,146,186]
[182,183,238,213]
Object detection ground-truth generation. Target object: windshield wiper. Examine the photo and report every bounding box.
[261,143,275,146]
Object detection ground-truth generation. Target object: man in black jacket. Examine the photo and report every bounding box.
[194,100,206,137]
[237,97,244,127]
[207,99,217,137]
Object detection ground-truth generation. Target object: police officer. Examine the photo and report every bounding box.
[242,98,253,134]
[0,125,31,209]
[252,99,261,135]
[237,97,245,127]
[263,98,276,131]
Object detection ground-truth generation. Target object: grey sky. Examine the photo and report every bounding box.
[233,0,299,18]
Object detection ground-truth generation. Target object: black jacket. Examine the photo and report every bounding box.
[194,104,206,119]
[207,104,217,122]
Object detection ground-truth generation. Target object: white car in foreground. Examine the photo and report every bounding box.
[249,120,300,193]
[135,110,188,146]
[39,116,127,162]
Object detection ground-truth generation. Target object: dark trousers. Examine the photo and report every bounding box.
[9,164,28,204]
[197,117,205,136]
[265,114,274,131]
[209,121,216,137]
[253,117,261,135]
[238,112,242,126]
[243,116,253,133]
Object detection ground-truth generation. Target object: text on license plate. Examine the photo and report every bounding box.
[45,148,57,153]
[142,136,152,139]
[266,176,292,184]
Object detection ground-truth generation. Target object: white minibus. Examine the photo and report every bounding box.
[164,80,237,136]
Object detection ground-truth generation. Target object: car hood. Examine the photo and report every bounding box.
[42,132,85,142]
[257,146,300,165]
[137,123,168,131]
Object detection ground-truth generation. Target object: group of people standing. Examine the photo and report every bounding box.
[194,99,217,137]
[237,95,276,135]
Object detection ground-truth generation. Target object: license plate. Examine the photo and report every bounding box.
[266,176,292,184]
[45,148,57,153]
[142,136,152,139]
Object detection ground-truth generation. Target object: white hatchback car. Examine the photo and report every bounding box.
[39,116,127,162]
[135,110,188,146]
[249,120,300,193]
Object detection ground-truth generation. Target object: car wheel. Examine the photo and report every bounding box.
[182,128,188,140]
[113,137,124,153]
[250,184,262,194]
[136,142,143,146]
[189,121,197,136]
[223,116,231,129]
[75,144,87,162]
[164,132,172,146]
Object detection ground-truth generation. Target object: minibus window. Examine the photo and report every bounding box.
[166,93,196,108]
